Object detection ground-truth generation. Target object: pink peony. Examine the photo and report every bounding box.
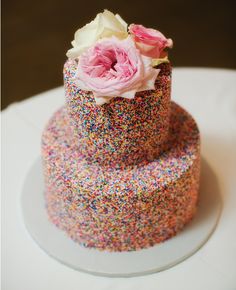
[75,36,160,105]
[129,24,173,59]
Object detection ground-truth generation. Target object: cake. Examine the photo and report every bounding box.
[42,10,200,251]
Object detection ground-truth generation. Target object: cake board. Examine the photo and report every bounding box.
[21,156,222,277]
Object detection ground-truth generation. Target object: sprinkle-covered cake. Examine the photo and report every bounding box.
[42,10,200,251]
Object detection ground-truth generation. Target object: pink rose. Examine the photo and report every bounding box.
[129,24,173,59]
[75,36,160,105]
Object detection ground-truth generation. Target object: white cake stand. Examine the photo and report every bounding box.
[21,156,222,277]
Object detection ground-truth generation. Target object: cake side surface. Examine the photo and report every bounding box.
[42,102,200,251]
[64,60,172,169]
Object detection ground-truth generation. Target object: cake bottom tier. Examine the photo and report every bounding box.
[42,102,200,252]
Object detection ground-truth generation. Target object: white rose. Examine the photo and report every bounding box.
[66,9,128,59]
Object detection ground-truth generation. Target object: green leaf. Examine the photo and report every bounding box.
[152,57,169,67]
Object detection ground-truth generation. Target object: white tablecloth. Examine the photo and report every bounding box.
[2,68,236,290]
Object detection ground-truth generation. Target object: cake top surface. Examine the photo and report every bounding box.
[66,9,173,105]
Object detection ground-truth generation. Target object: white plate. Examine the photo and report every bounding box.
[21,157,222,277]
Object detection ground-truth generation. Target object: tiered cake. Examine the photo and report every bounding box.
[42,10,200,251]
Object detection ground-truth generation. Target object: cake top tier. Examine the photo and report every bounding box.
[66,9,173,105]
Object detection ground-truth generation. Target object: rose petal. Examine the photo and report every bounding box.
[115,13,128,30]
[94,95,113,105]
[102,10,127,33]
[66,10,128,59]
[120,90,136,99]
[167,38,173,48]
[129,24,173,59]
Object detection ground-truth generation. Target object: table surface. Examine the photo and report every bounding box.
[2,68,236,290]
